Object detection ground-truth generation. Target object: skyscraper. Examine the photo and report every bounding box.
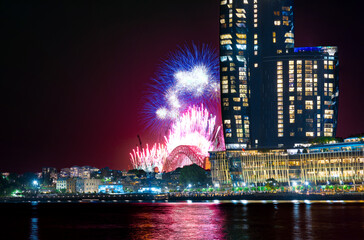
[261,47,339,147]
[219,0,338,149]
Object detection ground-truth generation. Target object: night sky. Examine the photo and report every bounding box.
[1,0,363,173]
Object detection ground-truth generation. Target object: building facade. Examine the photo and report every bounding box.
[75,178,101,193]
[56,178,67,192]
[210,141,364,187]
[219,0,338,149]
[261,47,339,147]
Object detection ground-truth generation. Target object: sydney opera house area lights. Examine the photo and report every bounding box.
[130,45,224,172]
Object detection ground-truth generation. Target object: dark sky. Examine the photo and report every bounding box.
[1,0,363,173]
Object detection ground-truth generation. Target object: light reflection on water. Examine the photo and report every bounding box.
[30,217,39,240]
[1,201,364,240]
[129,203,225,239]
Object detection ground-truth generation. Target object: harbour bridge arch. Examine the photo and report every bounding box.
[163,145,206,172]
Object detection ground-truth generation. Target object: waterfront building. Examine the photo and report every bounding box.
[219,0,339,149]
[83,178,101,193]
[75,178,101,193]
[138,187,162,194]
[66,178,77,193]
[210,140,364,187]
[98,184,124,194]
[56,178,67,192]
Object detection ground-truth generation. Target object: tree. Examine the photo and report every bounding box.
[310,137,341,145]
[127,169,146,178]
[179,164,208,186]
[265,178,279,191]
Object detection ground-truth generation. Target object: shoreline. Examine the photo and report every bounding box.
[1,192,364,203]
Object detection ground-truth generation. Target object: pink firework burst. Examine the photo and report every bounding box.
[165,104,224,155]
[129,143,168,172]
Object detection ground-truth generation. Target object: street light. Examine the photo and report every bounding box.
[33,180,38,186]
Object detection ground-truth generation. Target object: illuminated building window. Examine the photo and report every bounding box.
[306,132,314,137]
[220,34,232,39]
[305,101,313,110]
[236,39,247,44]
[220,40,232,45]
[236,33,246,39]
[254,63,258,68]
[224,119,231,124]
[274,20,281,25]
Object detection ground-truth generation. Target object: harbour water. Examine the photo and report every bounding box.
[1,201,363,240]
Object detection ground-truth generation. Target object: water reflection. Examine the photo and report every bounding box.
[30,217,39,240]
[305,204,313,240]
[30,201,39,240]
[292,204,300,239]
[4,201,362,240]
[129,203,226,239]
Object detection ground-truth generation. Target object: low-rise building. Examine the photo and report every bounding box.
[66,178,77,193]
[98,184,124,194]
[76,178,101,193]
[56,178,67,192]
[85,178,101,193]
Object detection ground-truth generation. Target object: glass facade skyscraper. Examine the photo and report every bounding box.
[219,0,338,149]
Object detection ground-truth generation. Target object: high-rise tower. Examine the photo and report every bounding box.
[219,0,338,149]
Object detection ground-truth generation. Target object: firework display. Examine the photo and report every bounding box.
[165,105,223,154]
[142,44,220,131]
[130,44,224,172]
[130,143,168,173]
